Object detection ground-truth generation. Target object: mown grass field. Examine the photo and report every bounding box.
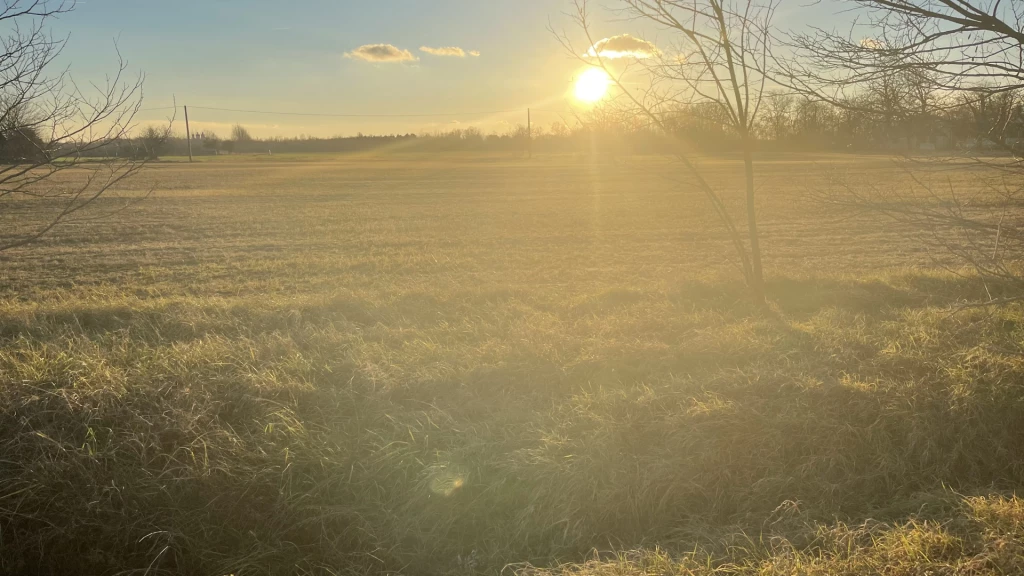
[2,153,1024,575]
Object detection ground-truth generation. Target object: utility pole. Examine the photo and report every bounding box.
[184,105,193,163]
[527,108,532,159]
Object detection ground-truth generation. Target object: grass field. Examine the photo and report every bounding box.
[2,153,1024,575]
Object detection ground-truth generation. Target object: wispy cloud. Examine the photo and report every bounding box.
[420,46,480,58]
[345,44,418,63]
[585,34,660,59]
[860,37,885,49]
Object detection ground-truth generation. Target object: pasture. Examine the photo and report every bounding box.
[2,153,1023,575]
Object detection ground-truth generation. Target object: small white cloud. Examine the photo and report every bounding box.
[420,46,479,57]
[585,34,660,59]
[860,38,885,49]
[469,50,481,57]
[345,44,418,63]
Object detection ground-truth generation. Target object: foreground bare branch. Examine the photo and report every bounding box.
[0,0,160,253]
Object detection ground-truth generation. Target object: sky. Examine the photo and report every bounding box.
[50,0,848,138]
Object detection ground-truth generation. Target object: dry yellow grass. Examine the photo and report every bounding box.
[0,153,1021,575]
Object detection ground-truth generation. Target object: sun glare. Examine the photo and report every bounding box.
[575,68,611,103]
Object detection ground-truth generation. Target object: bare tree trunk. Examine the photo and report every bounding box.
[556,0,775,304]
[743,143,765,300]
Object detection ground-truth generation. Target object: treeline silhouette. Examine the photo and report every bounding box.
[58,90,1024,160]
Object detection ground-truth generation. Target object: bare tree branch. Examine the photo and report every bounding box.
[0,1,164,253]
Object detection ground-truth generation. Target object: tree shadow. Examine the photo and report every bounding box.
[663,273,1015,321]
[0,272,1014,345]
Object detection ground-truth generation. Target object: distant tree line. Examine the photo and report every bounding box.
[58,78,1024,163]
[105,91,1022,160]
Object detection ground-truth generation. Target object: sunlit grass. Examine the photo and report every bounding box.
[0,154,1021,575]
[521,495,1024,575]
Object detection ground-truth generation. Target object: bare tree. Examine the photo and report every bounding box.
[0,0,151,252]
[778,0,1024,303]
[757,91,794,142]
[556,0,778,301]
[782,0,1024,99]
[231,124,252,143]
[817,169,1024,303]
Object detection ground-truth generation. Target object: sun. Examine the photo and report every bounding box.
[575,68,611,103]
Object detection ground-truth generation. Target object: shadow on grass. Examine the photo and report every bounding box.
[664,273,1014,320]
[2,271,1024,574]
[0,272,1014,344]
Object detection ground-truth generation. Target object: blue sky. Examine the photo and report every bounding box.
[51,0,846,137]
